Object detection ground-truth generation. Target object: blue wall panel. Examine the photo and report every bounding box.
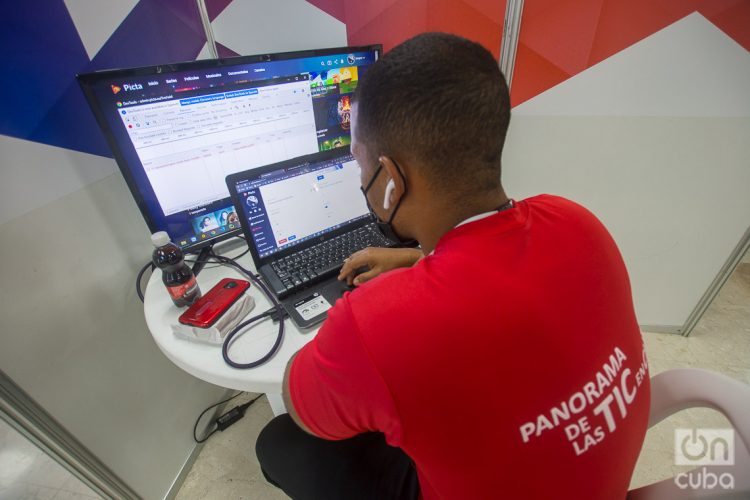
[0,0,207,158]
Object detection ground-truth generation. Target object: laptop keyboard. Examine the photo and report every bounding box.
[270,223,391,296]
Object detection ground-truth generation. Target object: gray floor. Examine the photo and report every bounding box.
[0,419,101,500]
[175,263,750,499]
[175,392,286,500]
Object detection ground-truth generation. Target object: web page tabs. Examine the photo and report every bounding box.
[105,51,376,105]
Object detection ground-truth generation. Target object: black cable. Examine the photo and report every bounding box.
[193,393,264,443]
[137,235,245,300]
[193,391,243,443]
[227,244,251,261]
[186,246,251,270]
[221,308,283,368]
[190,243,214,276]
[208,254,286,369]
[183,237,251,270]
[141,239,284,369]
[136,261,155,303]
[209,255,273,301]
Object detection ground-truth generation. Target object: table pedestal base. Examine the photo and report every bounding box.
[266,393,286,416]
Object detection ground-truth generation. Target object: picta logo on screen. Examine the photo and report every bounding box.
[110,85,122,94]
[122,83,144,92]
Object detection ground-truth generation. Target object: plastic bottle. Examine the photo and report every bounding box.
[151,232,201,307]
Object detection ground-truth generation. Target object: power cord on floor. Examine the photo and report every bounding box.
[193,392,264,443]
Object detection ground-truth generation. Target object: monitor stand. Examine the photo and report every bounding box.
[190,243,214,277]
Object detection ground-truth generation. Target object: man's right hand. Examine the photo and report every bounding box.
[338,247,423,286]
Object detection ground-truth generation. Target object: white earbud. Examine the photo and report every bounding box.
[383,179,395,210]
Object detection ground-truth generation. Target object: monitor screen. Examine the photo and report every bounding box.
[77,45,380,251]
[229,151,369,260]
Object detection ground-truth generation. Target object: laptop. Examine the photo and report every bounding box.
[226,148,397,328]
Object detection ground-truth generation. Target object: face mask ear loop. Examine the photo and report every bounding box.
[363,163,383,195]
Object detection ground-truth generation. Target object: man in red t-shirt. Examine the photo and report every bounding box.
[256,33,650,499]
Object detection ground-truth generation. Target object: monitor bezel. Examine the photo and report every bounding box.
[77,44,382,253]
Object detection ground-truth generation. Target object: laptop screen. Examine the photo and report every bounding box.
[232,153,370,259]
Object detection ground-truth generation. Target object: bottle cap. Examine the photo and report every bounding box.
[151,231,171,247]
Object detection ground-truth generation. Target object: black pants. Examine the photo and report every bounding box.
[256,414,420,500]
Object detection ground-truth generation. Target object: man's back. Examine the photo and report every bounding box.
[290,194,650,499]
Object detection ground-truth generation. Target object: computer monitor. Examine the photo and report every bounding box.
[77,45,380,252]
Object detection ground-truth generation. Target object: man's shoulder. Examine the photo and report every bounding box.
[523,194,611,236]
[525,193,593,215]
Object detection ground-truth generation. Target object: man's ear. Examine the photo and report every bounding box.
[378,156,406,207]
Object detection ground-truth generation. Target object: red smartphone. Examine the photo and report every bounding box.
[178,278,251,328]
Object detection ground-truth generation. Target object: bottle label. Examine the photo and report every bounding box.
[167,277,199,302]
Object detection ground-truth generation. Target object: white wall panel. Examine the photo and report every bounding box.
[63,0,138,59]
[515,13,750,118]
[212,0,347,55]
[0,171,228,500]
[504,117,750,328]
[504,13,750,330]
[196,42,212,60]
[0,136,117,226]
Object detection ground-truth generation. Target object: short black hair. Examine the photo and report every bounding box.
[353,32,510,194]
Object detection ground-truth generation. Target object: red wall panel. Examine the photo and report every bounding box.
[307,0,507,59]
[512,0,750,106]
[307,0,749,107]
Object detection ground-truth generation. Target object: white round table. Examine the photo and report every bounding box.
[144,249,318,415]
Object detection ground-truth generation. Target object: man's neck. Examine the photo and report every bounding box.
[414,188,510,254]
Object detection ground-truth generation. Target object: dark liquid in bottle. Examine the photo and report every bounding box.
[152,241,201,307]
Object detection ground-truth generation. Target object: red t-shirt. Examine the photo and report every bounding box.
[290,195,650,499]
